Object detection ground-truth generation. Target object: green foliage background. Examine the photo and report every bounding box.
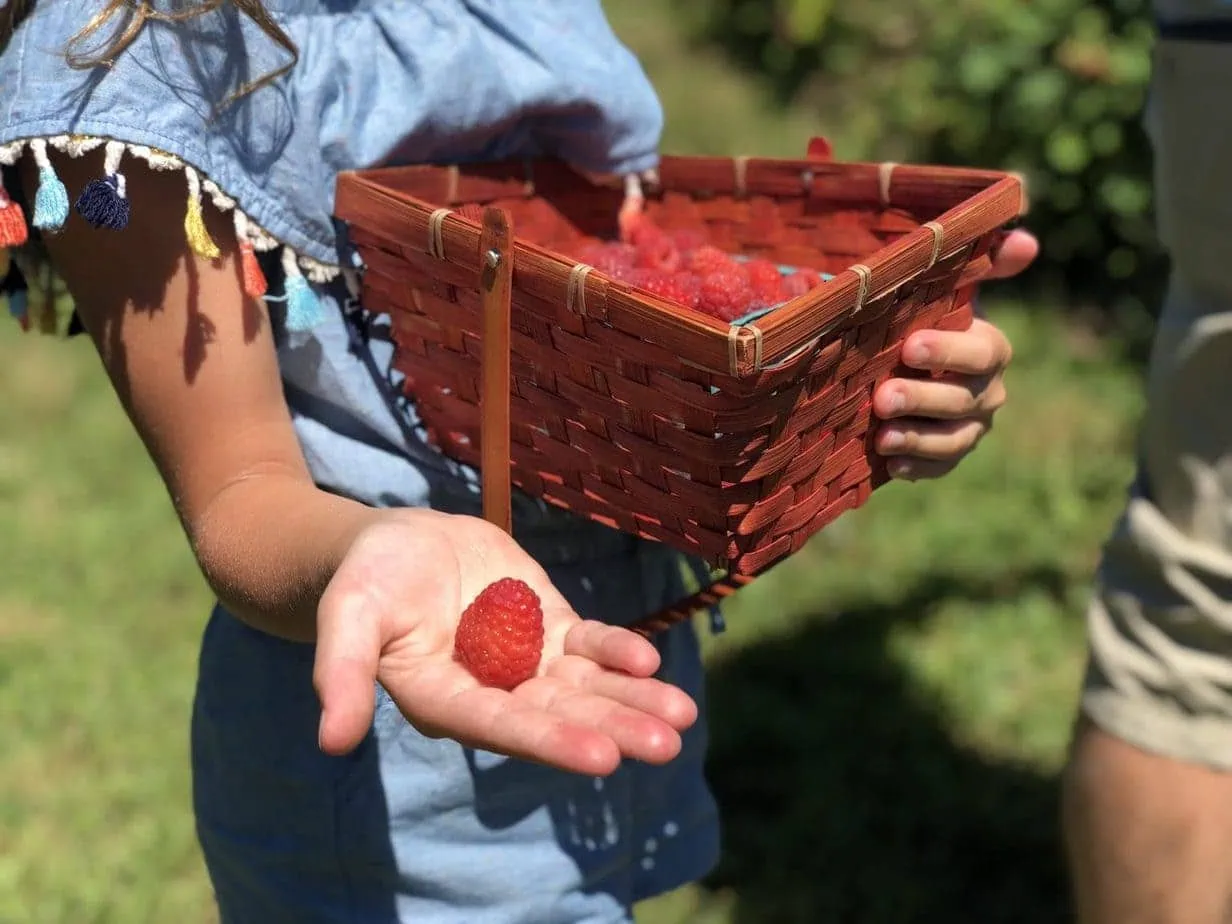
[676,0,1164,316]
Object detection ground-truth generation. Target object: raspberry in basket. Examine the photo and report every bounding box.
[666,228,708,256]
[623,211,664,249]
[745,258,785,308]
[633,234,682,273]
[454,578,545,690]
[699,269,755,322]
[575,240,637,280]
[780,267,824,300]
[631,269,702,310]
[687,245,735,277]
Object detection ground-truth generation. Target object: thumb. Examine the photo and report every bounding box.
[314,588,381,756]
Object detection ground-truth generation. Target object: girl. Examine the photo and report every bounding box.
[0,2,1035,921]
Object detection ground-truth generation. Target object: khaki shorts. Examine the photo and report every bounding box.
[1080,37,1232,770]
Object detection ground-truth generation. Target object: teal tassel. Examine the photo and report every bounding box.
[270,249,326,332]
[33,165,70,231]
[284,273,323,332]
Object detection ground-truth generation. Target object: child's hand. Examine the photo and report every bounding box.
[312,509,697,777]
[870,229,1036,481]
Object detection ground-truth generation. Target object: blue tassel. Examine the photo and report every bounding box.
[29,140,72,233]
[284,273,323,332]
[33,166,70,231]
[76,175,130,230]
[708,606,727,636]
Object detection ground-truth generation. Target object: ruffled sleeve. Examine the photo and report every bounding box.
[0,0,663,332]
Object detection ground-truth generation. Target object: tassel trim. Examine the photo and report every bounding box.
[183,165,221,260]
[0,178,28,248]
[271,246,324,332]
[30,139,69,232]
[75,140,131,230]
[0,134,345,335]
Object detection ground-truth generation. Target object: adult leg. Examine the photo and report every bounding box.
[1062,36,1232,924]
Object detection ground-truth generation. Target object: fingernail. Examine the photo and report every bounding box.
[889,390,907,414]
[882,431,904,451]
[904,342,930,365]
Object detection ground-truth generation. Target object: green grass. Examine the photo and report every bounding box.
[0,4,1148,922]
[0,303,1144,923]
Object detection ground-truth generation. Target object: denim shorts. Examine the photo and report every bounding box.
[191,540,718,924]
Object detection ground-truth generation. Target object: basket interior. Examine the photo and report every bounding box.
[350,159,965,290]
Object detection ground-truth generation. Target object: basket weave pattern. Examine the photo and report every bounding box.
[337,148,1025,585]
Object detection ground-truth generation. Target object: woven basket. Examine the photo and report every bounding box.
[334,138,1027,633]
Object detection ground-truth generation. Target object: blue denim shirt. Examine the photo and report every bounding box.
[0,0,674,554]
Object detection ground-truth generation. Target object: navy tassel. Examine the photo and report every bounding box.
[75,141,130,231]
[76,175,130,230]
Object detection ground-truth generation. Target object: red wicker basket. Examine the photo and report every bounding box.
[334,138,1027,632]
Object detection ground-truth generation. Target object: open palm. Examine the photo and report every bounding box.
[311,509,697,776]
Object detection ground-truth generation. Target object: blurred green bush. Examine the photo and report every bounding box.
[675,0,1166,313]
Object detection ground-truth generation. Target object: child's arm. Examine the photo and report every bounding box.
[25,150,695,775]
[25,151,379,642]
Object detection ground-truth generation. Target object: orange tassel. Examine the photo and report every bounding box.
[239,240,267,299]
[0,192,28,248]
[233,211,267,299]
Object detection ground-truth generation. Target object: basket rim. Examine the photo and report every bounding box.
[335,153,1026,377]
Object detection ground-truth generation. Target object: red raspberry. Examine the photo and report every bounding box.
[688,245,736,277]
[575,241,637,281]
[666,228,707,256]
[624,212,664,249]
[744,259,784,308]
[780,268,824,300]
[698,269,754,322]
[634,234,682,272]
[631,269,702,310]
[453,578,545,690]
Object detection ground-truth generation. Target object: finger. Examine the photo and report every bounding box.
[517,675,683,765]
[873,376,1005,422]
[986,229,1039,280]
[314,589,382,757]
[563,620,663,678]
[886,456,962,482]
[548,655,699,731]
[412,682,624,776]
[899,318,1012,376]
[876,417,989,462]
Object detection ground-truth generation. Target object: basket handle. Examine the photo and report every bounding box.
[479,208,514,534]
[806,136,834,161]
[629,572,754,637]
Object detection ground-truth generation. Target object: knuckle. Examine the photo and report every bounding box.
[955,389,980,417]
[884,383,913,415]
